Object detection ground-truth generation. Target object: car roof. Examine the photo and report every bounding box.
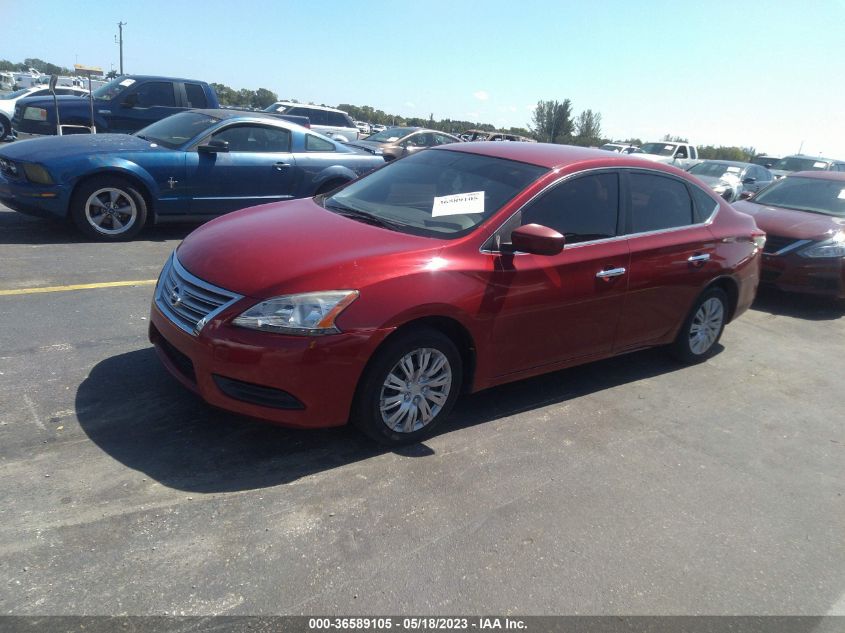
[190,108,301,123]
[697,159,753,168]
[120,75,207,83]
[780,154,841,163]
[436,141,686,171]
[787,170,845,181]
[271,101,347,114]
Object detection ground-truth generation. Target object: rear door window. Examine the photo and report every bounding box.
[628,172,695,233]
[184,83,208,108]
[132,81,177,107]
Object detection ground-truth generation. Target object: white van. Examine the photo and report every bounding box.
[264,102,359,142]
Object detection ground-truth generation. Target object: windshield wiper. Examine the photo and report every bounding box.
[323,200,408,231]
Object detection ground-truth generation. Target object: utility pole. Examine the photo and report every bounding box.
[116,22,126,75]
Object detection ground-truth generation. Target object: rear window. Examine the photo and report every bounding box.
[184,83,208,108]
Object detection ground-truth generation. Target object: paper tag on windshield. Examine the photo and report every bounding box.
[119,79,135,87]
[838,189,845,200]
[726,166,741,173]
[432,191,484,217]
[814,161,827,168]
[664,145,674,151]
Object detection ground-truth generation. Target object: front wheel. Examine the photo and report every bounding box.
[0,116,10,141]
[70,177,148,241]
[670,287,728,363]
[352,327,462,445]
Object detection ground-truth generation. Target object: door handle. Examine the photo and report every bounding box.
[688,253,710,264]
[273,162,291,171]
[596,267,626,280]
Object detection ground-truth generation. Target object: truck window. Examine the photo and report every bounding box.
[675,146,688,159]
[133,82,177,108]
[184,83,208,108]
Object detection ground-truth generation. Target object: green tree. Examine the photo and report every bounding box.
[573,109,603,147]
[251,88,278,109]
[662,133,689,142]
[530,99,573,144]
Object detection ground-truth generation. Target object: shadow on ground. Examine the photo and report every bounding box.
[0,210,198,245]
[751,286,844,321]
[76,345,696,493]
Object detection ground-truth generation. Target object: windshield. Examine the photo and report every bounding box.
[92,76,136,101]
[134,112,220,149]
[752,176,845,216]
[689,163,744,179]
[641,143,677,156]
[770,157,830,172]
[322,149,547,238]
[365,127,416,143]
[1,88,33,100]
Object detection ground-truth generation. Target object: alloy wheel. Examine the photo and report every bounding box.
[379,347,452,433]
[688,297,724,355]
[84,187,138,236]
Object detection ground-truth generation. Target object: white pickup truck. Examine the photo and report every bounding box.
[638,141,700,169]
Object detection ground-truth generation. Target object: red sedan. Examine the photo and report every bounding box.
[149,143,764,445]
[734,171,845,299]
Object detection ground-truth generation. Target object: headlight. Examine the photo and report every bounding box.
[23,107,48,121]
[23,163,53,185]
[799,232,845,258]
[232,290,359,335]
[0,158,19,176]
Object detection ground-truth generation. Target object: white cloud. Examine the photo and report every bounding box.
[473,90,489,101]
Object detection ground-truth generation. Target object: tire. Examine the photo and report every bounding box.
[351,327,462,445]
[315,179,348,196]
[670,287,729,363]
[70,176,148,241]
[0,116,10,141]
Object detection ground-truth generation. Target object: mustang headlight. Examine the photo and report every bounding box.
[799,232,845,258]
[232,290,359,335]
[23,163,53,185]
[23,107,48,121]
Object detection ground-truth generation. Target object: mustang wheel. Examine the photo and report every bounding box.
[71,177,148,241]
[671,287,728,363]
[352,327,462,445]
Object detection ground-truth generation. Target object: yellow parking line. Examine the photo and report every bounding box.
[0,280,157,296]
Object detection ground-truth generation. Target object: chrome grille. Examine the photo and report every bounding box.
[154,253,243,335]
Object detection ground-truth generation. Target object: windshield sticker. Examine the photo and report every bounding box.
[813,161,827,168]
[838,189,845,200]
[664,145,675,151]
[432,191,484,217]
[726,166,741,173]
[386,136,399,142]
[119,79,135,87]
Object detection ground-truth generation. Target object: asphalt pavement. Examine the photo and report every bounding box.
[0,204,843,616]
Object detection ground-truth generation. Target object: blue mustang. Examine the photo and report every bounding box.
[0,109,385,240]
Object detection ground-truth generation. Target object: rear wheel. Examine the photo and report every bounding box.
[352,327,462,445]
[0,116,10,141]
[670,287,728,363]
[315,179,348,196]
[71,176,148,241]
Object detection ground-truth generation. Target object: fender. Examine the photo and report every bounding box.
[69,157,161,201]
[311,164,358,190]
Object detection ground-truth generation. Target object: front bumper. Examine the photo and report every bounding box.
[0,171,67,218]
[761,252,845,299]
[149,299,394,429]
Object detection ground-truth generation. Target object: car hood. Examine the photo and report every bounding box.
[345,139,385,154]
[636,153,672,163]
[733,200,845,239]
[0,133,167,161]
[176,198,443,299]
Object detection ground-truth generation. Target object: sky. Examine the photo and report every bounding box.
[4,0,844,157]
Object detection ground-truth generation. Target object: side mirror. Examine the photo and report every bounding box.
[504,224,565,256]
[742,177,756,184]
[198,139,230,154]
[121,93,138,108]
[739,191,754,200]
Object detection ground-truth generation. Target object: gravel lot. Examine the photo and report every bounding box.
[0,204,843,616]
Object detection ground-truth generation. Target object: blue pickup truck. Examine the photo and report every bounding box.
[12,75,220,139]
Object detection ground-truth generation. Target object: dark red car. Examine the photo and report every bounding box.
[734,171,845,299]
[149,144,763,445]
